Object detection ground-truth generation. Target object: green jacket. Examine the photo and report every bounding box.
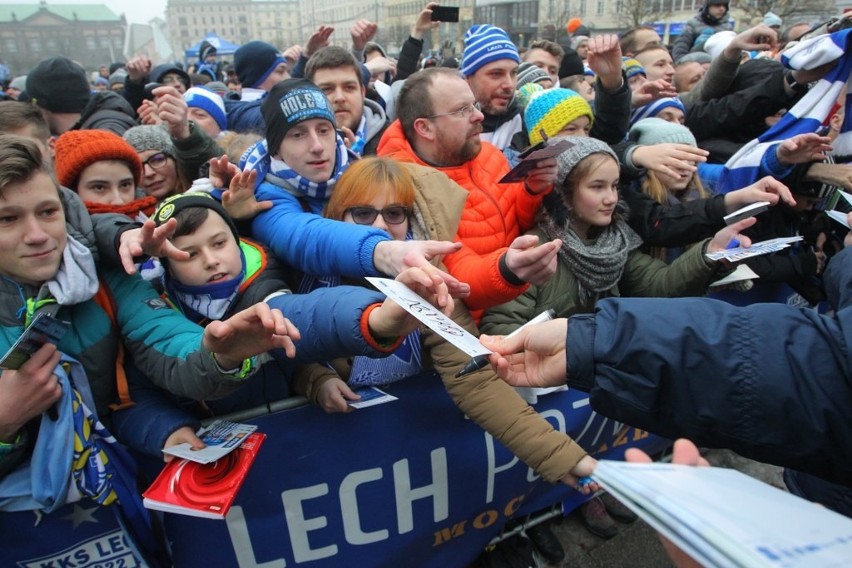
[480,227,724,336]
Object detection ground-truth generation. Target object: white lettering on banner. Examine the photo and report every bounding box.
[20,529,140,568]
[282,483,337,563]
[226,506,286,568]
[340,468,389,544]
[394,448,450,533]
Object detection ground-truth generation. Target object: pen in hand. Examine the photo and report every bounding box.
[456,309,556,378]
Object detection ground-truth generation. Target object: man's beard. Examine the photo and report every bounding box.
[434,134,481,166]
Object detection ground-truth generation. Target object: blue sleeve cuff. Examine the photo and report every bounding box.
[761,143,795,179]
[361,234,392,276]
[566,314,595,391]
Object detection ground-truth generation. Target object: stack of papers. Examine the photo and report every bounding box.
[826,191,852,229]
[593,460,852,567]
[705,236,803,262]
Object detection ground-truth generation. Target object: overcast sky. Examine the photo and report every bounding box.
[48,0,167,25]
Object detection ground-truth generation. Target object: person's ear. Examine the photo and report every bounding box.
[412,117,437,142]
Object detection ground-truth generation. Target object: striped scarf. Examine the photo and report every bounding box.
[239,135,353,200]
[719,29,852,193]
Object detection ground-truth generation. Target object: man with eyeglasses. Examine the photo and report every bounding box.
[378,67,561,320]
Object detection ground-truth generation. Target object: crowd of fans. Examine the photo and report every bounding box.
[1,1,851,565]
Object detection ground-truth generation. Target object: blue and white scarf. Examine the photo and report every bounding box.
[0,356,165,564]
[350,115,368,157]
[239,135,353,201]
[164,250,246,322]
[719,29,852,193]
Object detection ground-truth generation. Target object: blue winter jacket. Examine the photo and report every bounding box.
[563,246,852,486]
[251,180,390,277]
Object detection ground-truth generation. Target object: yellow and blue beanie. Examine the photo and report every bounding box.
[524,88,594,145]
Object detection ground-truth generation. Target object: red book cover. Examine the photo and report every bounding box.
[143,431,265,519]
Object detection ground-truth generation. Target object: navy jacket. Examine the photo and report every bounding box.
[565,246,852,486]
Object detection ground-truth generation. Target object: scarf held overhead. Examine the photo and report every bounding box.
[719,29,852,193]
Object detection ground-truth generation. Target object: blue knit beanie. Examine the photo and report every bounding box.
[184,87,227,132]
[234,41,286,89]
[460,25,519,77]
[630,97,686,127]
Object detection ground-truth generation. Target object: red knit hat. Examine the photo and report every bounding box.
[54,129,143,190]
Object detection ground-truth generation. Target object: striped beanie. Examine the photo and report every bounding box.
[630,97,685,127]
[460,25,519,77]
[524,88,594,145]
[622,57,646,79]
[629,117,696,147]
[517,62,550,89]
[184,87,227,131]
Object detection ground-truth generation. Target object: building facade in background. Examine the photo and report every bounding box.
[0,1,125,74]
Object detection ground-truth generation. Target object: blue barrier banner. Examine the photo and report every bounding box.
[0,499,150,567]
[157,373,667,567]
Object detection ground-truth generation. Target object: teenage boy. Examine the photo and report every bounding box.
[305,45,389,156]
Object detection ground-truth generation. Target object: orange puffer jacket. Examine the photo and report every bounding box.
[378,120,548,315]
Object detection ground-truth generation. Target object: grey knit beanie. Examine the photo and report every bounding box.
[554,136,618,186]
[517,62,551,89]
[629,117,697,148]
[123,125,176,156]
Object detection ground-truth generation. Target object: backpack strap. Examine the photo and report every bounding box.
[92,280,134,411]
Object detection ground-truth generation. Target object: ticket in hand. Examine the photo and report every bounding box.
[0,312,69,370]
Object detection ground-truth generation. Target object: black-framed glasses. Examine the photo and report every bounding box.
[427,102,482,119]
[346,205,410,225]
[141,152,172,170]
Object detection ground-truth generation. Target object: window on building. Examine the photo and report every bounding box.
[579,0,587,15]
[86,36,97,49]
[179,16,187,25]
[5,38,16,53]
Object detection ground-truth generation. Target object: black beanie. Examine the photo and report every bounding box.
[153,191,240,243]
[559,49,585,79]
[234,41,286,89]
[261,78,336,154]
[27,57,90,113]
[150,63,191,90]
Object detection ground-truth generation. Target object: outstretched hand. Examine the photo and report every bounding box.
[724,176,795,211]
[373,239,470,297]
[368,265,455,339]
[775,133,832,166]
[203,303,301,370]
[221,169,272,220]
[118,218,190,275]
[480,318,569,388]
[707,216,757,255]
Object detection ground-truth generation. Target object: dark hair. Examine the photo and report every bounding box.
[397,67,461,144]
[619,26,660,55]
[172,206,211,238]
[525,40,565,64]
[305,46,363,87]
[0,133,55,197]
[0,101,51,142]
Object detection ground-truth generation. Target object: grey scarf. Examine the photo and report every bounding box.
[541,215,643,304]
